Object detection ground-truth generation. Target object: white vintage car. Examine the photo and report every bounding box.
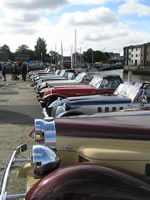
[43,82,150,118]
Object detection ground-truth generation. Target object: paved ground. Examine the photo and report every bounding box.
[0,74,43,196]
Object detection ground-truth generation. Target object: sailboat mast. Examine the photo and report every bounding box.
[74,29,77,68]
[61,41,63,69]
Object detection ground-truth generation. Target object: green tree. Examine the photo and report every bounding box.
[15,44,35,61]
[83,48,111,64]
[15,44,29,54]
[0,44,12,59]
[49,50,61,65]
[34,37,47,63]
[83,48,94,63]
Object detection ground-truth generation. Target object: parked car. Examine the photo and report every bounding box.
[29,68,60,80]
[43,81,150,118]
[35,72,90,94]
[32,69,77,85]
[39,75,123,107]
[2,110,150,200]
[29,67,53,77]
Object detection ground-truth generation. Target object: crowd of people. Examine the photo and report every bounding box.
[0,62,28,82]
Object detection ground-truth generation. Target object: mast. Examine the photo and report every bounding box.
[74,29,77,68]
[71,45,73,69]
[61,41,63,69]
[55,44,57,67]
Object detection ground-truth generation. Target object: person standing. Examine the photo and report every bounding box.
[21,62,27,81]
[0,63,2,80]
[2,63,7,81]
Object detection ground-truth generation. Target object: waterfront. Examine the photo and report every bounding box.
[97,69,150,83]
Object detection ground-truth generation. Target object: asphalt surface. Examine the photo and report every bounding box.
[0,74,43,196]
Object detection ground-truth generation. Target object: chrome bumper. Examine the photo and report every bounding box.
[42,108,49,118]
[0,144,31,200]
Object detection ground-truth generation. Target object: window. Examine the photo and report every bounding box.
[112,107,116,111]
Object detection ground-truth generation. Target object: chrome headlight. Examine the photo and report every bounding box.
[32,145,60,177]
[34,118,56,148]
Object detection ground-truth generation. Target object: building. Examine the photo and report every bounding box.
[0,51,9,61]
[124,42,150,67]
[57,56,71,68]
[109,53,124,65]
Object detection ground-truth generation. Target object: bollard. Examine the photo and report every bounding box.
[128,71,132,82]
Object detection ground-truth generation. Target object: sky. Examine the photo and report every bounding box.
[0,0,150,56]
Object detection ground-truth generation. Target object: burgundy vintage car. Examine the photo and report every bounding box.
[39,75,122,107]
[1,110,150,200]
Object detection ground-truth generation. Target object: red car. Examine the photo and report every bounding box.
[39,75,122,107]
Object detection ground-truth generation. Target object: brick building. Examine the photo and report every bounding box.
[124,42,150,67]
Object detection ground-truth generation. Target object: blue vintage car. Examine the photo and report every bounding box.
[43,82,150,118]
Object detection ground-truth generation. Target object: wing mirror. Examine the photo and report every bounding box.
[142,95,148,104]
[103,87,108,90]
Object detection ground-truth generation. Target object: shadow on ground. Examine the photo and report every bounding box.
[0,110,34,124]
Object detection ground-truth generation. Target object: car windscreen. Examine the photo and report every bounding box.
[59,70,65,76]
[114,83,141,101]
[89,77,103,89]
[75,73,86,82]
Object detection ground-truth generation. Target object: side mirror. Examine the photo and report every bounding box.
[17,144,27,153]
[142,96,148,104]
[103,87,108,90]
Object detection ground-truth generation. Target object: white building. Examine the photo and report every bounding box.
[128,47,141,66]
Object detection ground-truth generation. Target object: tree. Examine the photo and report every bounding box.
[83,48,111,64]
[15,44,29,54]
[15,44,35,61]
[49,50,61,65]
[0,44,12,59]
[34,37,47,63]
[83,48,94,63]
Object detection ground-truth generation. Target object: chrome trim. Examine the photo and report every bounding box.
[34,119,45,132]
[44,119,56,148]
[6,194,26,199]
[42,108,49,118]
[34,118,56,148]
[0,144,29,200]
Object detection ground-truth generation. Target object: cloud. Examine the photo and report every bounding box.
[119,0,150,16]
[1,0,69,11]
[0,0,150,56]
[0,9,41,36]
[68,0,117,5]
[59,7,118,26]
[80,22,150,53]
[84,28,127,41]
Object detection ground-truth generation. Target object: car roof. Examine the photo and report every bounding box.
[94,74,122,80]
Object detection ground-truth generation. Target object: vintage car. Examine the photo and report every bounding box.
[43,81,150,118]
[39,75,123,107]
[29,67,53,77]
[35,72,90,94]
[32,69,77,85]
[2,110,150,200]
[29,69,60,80]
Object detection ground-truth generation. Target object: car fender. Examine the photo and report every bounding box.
[44,93,67,101]
[26,163,150,200]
